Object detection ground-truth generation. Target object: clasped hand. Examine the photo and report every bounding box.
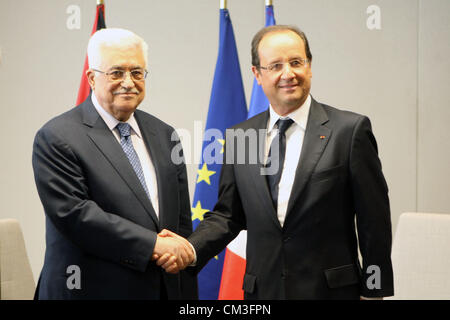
[151,229,194,274]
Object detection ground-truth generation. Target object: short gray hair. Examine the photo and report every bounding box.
[87,28,149,69]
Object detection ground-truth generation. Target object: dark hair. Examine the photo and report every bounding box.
[251,25,313,68]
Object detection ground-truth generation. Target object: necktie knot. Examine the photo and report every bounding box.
[117,122,131,138]
[277,118,294,136]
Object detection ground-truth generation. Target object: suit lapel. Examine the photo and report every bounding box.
[284,99,332,225]
[247,111,283,230]
[134,111,177,231]
[81,101,160,226]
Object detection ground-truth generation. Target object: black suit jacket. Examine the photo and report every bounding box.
[32,98,197,299]
[189,98,393,299]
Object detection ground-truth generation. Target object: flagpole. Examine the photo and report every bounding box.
[265,0,273,5]
[220,0,227,9]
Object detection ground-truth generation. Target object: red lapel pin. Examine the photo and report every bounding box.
[320,135,326,139]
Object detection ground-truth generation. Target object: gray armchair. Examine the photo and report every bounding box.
[0,219,35,300]
[389,212,450,299]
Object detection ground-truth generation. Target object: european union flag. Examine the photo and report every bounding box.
[191,9,248,300]
[248,4,276,118]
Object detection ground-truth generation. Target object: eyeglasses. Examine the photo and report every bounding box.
[259,58,310,73]
[92,68,148,81]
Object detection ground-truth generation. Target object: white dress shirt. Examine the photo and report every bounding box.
[265,95,311,227]
[91,94,159,218]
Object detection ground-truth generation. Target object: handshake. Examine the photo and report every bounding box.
[151,229,195,274]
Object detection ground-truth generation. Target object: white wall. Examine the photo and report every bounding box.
[0,0,448,281]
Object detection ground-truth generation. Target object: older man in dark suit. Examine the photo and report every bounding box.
[32,28,196,299]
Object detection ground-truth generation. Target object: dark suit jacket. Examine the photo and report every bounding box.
[189,98,394,299]
[32,98,197,299]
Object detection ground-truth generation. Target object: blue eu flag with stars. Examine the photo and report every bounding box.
[191,8,248,300]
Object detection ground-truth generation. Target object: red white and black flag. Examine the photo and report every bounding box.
[76,1,106,105]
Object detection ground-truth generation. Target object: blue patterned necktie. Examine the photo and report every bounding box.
[266,118,295,210]
[116,122,151,200]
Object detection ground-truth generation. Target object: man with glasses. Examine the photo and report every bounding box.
[159,25,394,299]
[32,28,197,299]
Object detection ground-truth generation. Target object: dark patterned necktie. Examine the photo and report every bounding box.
[266,118,294,210]
[116,122,151,200]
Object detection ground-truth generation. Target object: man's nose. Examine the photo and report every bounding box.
[280,63,295,79]
[121,72,135,87]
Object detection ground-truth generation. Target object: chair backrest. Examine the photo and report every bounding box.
[389,212,450,299]
[0,219,35,300]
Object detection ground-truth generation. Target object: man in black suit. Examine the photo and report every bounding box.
[32,28,196,299]
[159,25,394,299]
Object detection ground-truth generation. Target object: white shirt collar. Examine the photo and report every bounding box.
[91,93,142,138]
[268,94,311,134]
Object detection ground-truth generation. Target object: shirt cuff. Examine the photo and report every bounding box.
[187,241,197,266]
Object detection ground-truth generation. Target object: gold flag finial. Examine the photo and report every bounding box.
[265,0,273,6]
[97,0,104,5]
[220,0,227,9]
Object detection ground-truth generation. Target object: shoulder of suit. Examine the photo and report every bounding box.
[229,111,268,130]
[32,103,88,151]
[37,103,84,135]
[134,109,176,133]
[316,100,369,125]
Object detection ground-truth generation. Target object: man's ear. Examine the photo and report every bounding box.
[251,65,263,86]
[86,69,96,90]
